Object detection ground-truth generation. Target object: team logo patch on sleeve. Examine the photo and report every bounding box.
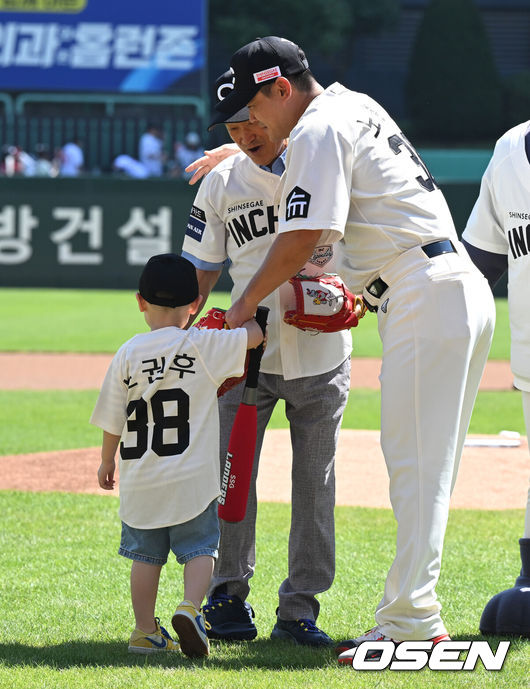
[286,186,311,221]
[309,245,333,267]
[186,205,207,242]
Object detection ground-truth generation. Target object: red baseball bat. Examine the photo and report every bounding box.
[218,306,269,522]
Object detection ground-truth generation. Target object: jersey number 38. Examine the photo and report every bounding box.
[120,388,190,460]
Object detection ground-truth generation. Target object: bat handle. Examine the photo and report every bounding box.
[255,306,269,336]
[244,306,269,392]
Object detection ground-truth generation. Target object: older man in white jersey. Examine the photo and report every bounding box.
[181,71,352,646]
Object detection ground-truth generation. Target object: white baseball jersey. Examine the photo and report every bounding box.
[90,325,248,529]
[463,121,530,390]
[278,83,458,292]
[271,80,495,640]
[182,151,351,380]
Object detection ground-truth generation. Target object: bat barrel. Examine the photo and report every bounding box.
[218,305,269,523]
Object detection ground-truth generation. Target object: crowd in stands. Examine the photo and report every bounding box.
[0,123,204,180]
[113,123,204,180]
[1,142,61,177]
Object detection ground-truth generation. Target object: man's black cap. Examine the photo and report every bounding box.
[138,253,198,308]
[212,36,309,124]
[208,69,251,130]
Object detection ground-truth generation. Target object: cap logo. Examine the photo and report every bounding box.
[253,66,281,84]
[217,80,234,102]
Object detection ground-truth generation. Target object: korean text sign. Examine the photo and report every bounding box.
[0,0,206,93]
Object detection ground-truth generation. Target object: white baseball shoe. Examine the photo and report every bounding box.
[336,625,451,664]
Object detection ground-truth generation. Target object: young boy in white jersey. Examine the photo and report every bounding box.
[91,253,263,658]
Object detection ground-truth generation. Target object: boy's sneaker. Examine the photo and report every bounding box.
[271,616,333,647]
[128,617,179,654]
[336,625,451,664]
[202,590,257,640]
[172,600,210,658]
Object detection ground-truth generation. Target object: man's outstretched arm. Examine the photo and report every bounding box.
[226,229,321,328]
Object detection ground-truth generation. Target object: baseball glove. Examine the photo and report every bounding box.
[193,307,249,396]
[284,273,366,333]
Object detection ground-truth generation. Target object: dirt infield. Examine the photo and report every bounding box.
[0,353,527,510]
[0,352,515,391]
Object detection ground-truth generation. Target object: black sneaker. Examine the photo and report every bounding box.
[202,591,257,640]
[271,616,333,647]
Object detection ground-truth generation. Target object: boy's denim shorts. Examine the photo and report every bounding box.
[118,500,219,566]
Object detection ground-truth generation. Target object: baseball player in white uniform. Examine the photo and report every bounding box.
[216,36,496,657]
[181,71,352,646]
[462,120,530,637]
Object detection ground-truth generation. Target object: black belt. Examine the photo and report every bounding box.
[364,240,457,312]
[421,239,456,258]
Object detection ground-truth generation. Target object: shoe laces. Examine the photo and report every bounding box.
[154,617,173,641]
[202,593,233,613]
[359,625,392,642]
[297,618,320,633]
[356,626,449,644]
[202,593,254,618]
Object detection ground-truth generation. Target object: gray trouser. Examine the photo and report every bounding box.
[208,357,351,621]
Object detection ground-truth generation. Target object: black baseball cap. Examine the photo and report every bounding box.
[208,69,251,130]
[138,253,198,307]
[211,36,309,124]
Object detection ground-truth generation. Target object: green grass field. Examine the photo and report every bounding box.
[0,493,528,689]
[0,387,525,455]
[0,287,512,359]
[0,288,528,686]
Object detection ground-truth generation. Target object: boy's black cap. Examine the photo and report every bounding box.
[208,69,251,131]
[210,36,309,126]
[138,253,198,307]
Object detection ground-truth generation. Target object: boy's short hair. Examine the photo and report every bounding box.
[139,253,199,307]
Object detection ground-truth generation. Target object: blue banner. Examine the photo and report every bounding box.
[0,0,206,93]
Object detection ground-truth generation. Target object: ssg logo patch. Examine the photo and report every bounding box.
[286,186,311,221]
[186,205,207,242]
[309,244,333,267]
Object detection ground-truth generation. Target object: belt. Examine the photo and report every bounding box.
[363,239,457,312]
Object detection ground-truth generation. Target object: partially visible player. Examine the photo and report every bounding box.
[91,253,263,657]
[462,120,530,636]
[216,36,496,658]
[181,70,352,646]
